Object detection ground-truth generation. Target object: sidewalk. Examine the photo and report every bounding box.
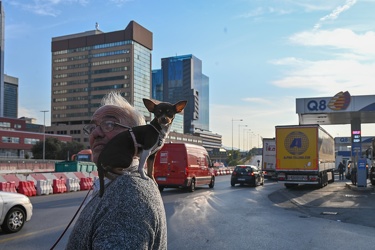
[345,179,374,191]
[270,177,375,228]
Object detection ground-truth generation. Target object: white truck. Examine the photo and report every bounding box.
[262,138,276,179]
[276,124,335,188]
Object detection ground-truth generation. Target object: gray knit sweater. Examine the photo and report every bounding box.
[65,172,167,250]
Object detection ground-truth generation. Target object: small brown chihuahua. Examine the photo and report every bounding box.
[97,98,187,197]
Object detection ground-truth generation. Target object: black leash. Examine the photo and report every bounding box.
[50,185,93,250]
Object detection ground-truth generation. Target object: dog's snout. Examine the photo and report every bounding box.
[158,116,171,125]
[160,117,168,124]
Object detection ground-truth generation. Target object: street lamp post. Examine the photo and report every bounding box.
[40,110,49,160]
[244,128,251,151]
[248,131,255,150]
[231,118,243,154]
[246,131,251,151]
[238,124,247,150]
[258,134,262,148]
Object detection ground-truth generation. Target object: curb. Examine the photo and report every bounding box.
[345,181,374,191]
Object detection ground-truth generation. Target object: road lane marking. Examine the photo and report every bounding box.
[0,225,66,243]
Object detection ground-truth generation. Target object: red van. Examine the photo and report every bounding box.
[154,142,215,192]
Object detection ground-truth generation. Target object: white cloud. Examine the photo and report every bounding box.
[9,0,90,17]
[291,0,349,12]
[313,0,357,30]
[290,29,375,57]
[110,0,134,7]
[18,107,51,125]
[270,57,305,66]
[272,27,375,96]
[238,7,265,18]
[210,97,297,147]
[272,58,375,95]
[242,97,273,105]
[238,6,292,19]
[267,7,293,15]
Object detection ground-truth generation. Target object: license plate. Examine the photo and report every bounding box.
[287,175,307,181]
[157,177,166,181]
[238,178,245,181]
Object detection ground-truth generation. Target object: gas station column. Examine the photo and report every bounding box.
[351,118,366,187]
[351,118,361,158]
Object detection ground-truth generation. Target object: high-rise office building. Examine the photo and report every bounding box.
[4,74,18,118]
[152,55,223,151]
[0,2,18,119]
[153,54,209,133]
[49,21,153,146]
[152,69,163,101]
[0,1,5,117]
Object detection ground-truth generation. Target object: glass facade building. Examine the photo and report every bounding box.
[4,74,18,118]
[50,21,153,147]
[152,69,163,101]
[0,2,4,117]
[153,54,209,134]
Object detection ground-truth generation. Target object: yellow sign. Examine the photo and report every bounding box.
[276,127,317,170]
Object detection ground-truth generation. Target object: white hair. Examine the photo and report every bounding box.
[100,91,146,127]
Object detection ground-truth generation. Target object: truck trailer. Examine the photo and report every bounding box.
[276,124,335,188]
[262,138,276,179]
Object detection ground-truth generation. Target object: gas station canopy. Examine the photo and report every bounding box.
[296,91,375,187]
[296,91,375,125]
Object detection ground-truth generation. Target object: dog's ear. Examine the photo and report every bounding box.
[143,98,156,112]
[174,100,187,113]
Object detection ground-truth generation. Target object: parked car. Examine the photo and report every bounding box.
[0,191,33,233]
[231,165,264,187]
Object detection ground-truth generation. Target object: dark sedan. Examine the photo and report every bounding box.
[231,165,264,187]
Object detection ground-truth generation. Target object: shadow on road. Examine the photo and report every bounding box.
[268,179,375,228]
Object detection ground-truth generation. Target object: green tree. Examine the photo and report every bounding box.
[31,138,85,160]
[58,141,85,160]
[228,150,241,166]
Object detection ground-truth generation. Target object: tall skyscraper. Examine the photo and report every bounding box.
[0,1,5,117]
[50,21,153,146]
[151,69,163,101]
[4,74,18,118]
[153,54,210,134]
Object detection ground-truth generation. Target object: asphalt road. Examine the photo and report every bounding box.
[269,176,375,228]
[2,174,375,250]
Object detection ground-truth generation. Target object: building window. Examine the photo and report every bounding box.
[24,138,40,144]
[2,137,20,143]
[0,122,11,128]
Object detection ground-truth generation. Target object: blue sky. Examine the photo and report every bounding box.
[3,0,375,149]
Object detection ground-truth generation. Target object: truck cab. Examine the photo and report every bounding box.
[154,143,215,192]
[71,149,93,162]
